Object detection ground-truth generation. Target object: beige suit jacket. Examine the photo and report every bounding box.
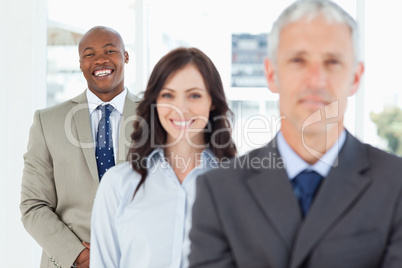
[20,90,140,268]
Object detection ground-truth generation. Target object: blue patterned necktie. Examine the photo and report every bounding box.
[95,104,115,180]
[293,170,323,217]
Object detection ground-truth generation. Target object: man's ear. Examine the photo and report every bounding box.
[124,51,129,64]
[349,62,364,97]
[265,58,278,93]
[79,59,83,72]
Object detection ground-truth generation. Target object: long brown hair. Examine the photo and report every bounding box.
[128,47,237,197]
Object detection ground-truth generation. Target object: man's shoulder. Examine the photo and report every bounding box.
[347,133,402,165]
[348,135,402,185]
[202,144,277,182]
[39,92,88,115]
[36,91,86,119]
[365,142,402,169]
[126,90,141,103]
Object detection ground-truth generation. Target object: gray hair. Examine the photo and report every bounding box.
[268,0,360,63]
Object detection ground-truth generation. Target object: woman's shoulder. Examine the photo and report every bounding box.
[98,162,141,194]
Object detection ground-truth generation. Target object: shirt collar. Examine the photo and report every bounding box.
[199,148,218,169]
[277,130,347,179]
[147,148,165,167]
[86,87,127,115]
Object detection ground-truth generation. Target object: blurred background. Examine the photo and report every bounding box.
[2,0,402,266]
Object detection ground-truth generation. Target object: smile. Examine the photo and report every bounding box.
[170,119,194,128]
[93,69,113,77]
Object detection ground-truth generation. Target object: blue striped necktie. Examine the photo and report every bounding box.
[95,104,115,180]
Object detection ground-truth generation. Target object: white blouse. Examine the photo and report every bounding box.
[90,148,217,268]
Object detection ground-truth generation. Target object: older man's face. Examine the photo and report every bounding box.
[265,16,364,136]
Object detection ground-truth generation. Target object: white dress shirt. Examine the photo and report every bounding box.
[86,88,127,162]
[90,148,217,268]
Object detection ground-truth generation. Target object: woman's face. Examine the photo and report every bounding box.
[156,64,213,147]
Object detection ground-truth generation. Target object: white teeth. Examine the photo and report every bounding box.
[172,120,191,126]
[94,69,112,77]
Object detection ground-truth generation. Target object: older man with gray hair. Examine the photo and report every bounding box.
[188,1,402,267]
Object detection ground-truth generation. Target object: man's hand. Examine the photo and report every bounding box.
[75,242,90,268]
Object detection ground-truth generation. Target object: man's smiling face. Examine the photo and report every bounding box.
[79,27,129,102]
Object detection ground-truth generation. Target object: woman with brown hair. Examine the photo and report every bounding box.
[90,47,236,267]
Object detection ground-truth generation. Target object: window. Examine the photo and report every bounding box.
[48,0,402,156]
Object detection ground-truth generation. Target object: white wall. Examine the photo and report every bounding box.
[0,0,47,266]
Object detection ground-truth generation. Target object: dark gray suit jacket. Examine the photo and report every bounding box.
[189,132,402,268]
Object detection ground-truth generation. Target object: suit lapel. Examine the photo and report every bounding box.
[70,90,139,181]
[290,133,372,268]
[116,91,140,164]
[245,139,303,250]
[71,92,99,182]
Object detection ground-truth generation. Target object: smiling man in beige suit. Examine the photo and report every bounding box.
[20,26,140,268]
